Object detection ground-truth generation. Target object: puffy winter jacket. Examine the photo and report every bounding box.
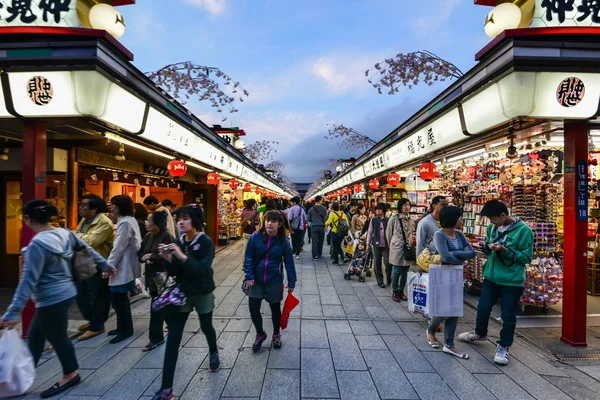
[244,232,297,288]
[168,232,216,297]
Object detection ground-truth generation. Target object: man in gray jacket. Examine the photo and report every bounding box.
[416,196,448,256]
[307,195,328,260]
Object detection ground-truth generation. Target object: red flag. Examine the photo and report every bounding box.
[280,292,300,330]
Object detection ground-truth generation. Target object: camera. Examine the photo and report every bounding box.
[159,245,173,253]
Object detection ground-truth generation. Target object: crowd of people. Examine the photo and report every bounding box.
[0,191,532,398]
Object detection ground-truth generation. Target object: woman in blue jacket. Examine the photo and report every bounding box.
[427,206,475,360]
[244,210,297,352]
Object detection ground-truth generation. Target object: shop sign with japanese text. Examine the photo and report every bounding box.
[531,0,600,28]
[362,154,386,177]
[0,0,80,28]
[577,160,588,221]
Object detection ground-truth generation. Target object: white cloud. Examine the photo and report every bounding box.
[130,12,164,37]
[411,0,461,38]
[185,0,226,16]
[311,53,386,95]
[239,111,334,145]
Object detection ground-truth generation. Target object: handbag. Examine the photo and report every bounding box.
[69,231,98,282]
[398,215,416,261]
[416,237,442,273]
[151,284,186,311]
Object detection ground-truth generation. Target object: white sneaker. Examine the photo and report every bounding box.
[458,331,487,343]
[295,255,300,260]
[494,344,509,366]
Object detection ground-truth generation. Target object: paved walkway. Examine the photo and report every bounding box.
[18,240,600,399]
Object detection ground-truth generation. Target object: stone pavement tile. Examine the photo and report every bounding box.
[577,365,600,381]
[320,290,341,305]
[19,369,95,400]
[212,286,233,307]
[70,348,146,396]
[564,367,600,393]
[182,317,200,332]
[179,369,231,400]
[333,279,356,295]
[353,286,381,307]
[268,331,300,369]
[339,294,368,318]
[382,334,435,373]
[323,305,346,318]
[143,347,207,396]
[379,296,418,320]
[397,321,433,352]
[362,349,419,400]
[62,397,100,400]
[284,317,301,333]
[326,319,352,334]
[214,291,245,317]
[423,352,496,400]
[78,318,148,369]
[301,348,339,399]
[474,374,534,400]
[364,305,392,320]
[131,299,152,317]
[509,342,569,377]
[541,375,599,400]
[135,340,201,370]
[202,332,245,369]
[220,272,244,287]
[129,331,193,349]
[300,280,320,295]
[316,274,335,288]
[184,319,229,347]
[329,333,367,371]
[224,318,253,332]
[406,373,459,400]
[497,357,571,400]
[454,342,502,374]
[300,294,323,317]
[336,371,379,400]
[349,320,377,336]
[222,348,269,397]
[301,319,329,349]
[99,368,160,400]
[261,369,300,400]
[356,335,388,350]
[373,320,403,335]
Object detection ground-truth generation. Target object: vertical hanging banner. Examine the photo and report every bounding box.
[577,160,588,221]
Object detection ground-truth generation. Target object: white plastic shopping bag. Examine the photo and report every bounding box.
[407,271,429,316]
[428,264,464,317]
[0,329,35,397]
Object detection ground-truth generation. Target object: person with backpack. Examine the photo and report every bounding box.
[458,200,533,366]
[288,196,307,260]
[307,196,328,260]
[244,210,297,352]
[366,203,392,288]
[325,202,349,265]
[0,200,115,398]
[386,199,416,302]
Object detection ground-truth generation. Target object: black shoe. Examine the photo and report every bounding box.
[209,352,220,372]
[107,329,119,336]
[252,332,267,352]
[40,374,81,398]
[273,334,282,349]
[109,333,132,344]
[313,256,319,260]
[378,283,385,288]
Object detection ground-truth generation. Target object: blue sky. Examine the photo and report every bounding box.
[119,0,492,183]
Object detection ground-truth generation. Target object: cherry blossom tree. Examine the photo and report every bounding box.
[365,50,464,94]
[325,124,377,152]
[240,140,280,163]
[146,62,249,122]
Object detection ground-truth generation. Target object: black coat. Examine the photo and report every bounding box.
[137,230,175,297]
[167,233,216,297]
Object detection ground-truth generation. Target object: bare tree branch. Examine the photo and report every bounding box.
[146,61,249,122]
[325,124,376,152]
[240,140,280,163]
[365,50,463,94]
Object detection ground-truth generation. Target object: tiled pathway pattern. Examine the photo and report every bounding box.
[17,240,600,399]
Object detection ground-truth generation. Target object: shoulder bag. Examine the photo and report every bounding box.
[69,231,98,282]
[416,236,442,273]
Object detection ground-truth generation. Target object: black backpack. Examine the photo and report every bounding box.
[334,212,350,237]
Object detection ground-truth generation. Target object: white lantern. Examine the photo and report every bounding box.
[484,3,522,39]
[234,139,245,149]
[89,4,126,39]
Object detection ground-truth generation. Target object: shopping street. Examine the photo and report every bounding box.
[14,240,600,400]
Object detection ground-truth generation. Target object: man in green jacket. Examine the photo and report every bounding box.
[75,194,115,340]
[458,200,533,366]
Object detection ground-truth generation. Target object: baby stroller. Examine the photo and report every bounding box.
[344,238,373,282]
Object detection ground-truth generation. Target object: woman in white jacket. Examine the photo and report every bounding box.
[106,195,142,344]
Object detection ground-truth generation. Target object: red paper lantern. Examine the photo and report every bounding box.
[207,172,220,185]
[346,187,353,195]
[419,162,438,181]
[229,179,239,190]
[354,184,363,193]
[167,160,187,177]
[369,179,380,190]
[243,183,251,192]
[255,187,261,194]
[387,172,400,186]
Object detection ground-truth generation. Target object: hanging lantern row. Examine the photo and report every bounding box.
[229,179,239,190]
[354,184,363,193]
[345,187,353,195]
[419,162,438,181]
[207,172,220,185]
[243,183,252,192]
[369,179,380,190]
[167,159,187,178]
[387,172,400,186]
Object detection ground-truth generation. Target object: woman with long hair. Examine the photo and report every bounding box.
[106,195,142,344]
[138,211,176,352]
[154,206,219,400]
[386,199,416,302]
[0,200,114,398]
[244,210,297,352]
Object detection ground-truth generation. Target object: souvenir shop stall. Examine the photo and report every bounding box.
[217,177,244,245]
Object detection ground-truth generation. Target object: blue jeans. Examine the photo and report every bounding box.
[475,279,524,347]
[391,265,409,293]
[428,317,458,348]
[311,226,325,258]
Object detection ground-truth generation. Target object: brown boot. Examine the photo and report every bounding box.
[78,329,104,341]
[78,322,90,332]
[392,292,401,302]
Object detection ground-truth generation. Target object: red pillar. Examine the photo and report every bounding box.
[20,120,47,338]
[561,120,588,346]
